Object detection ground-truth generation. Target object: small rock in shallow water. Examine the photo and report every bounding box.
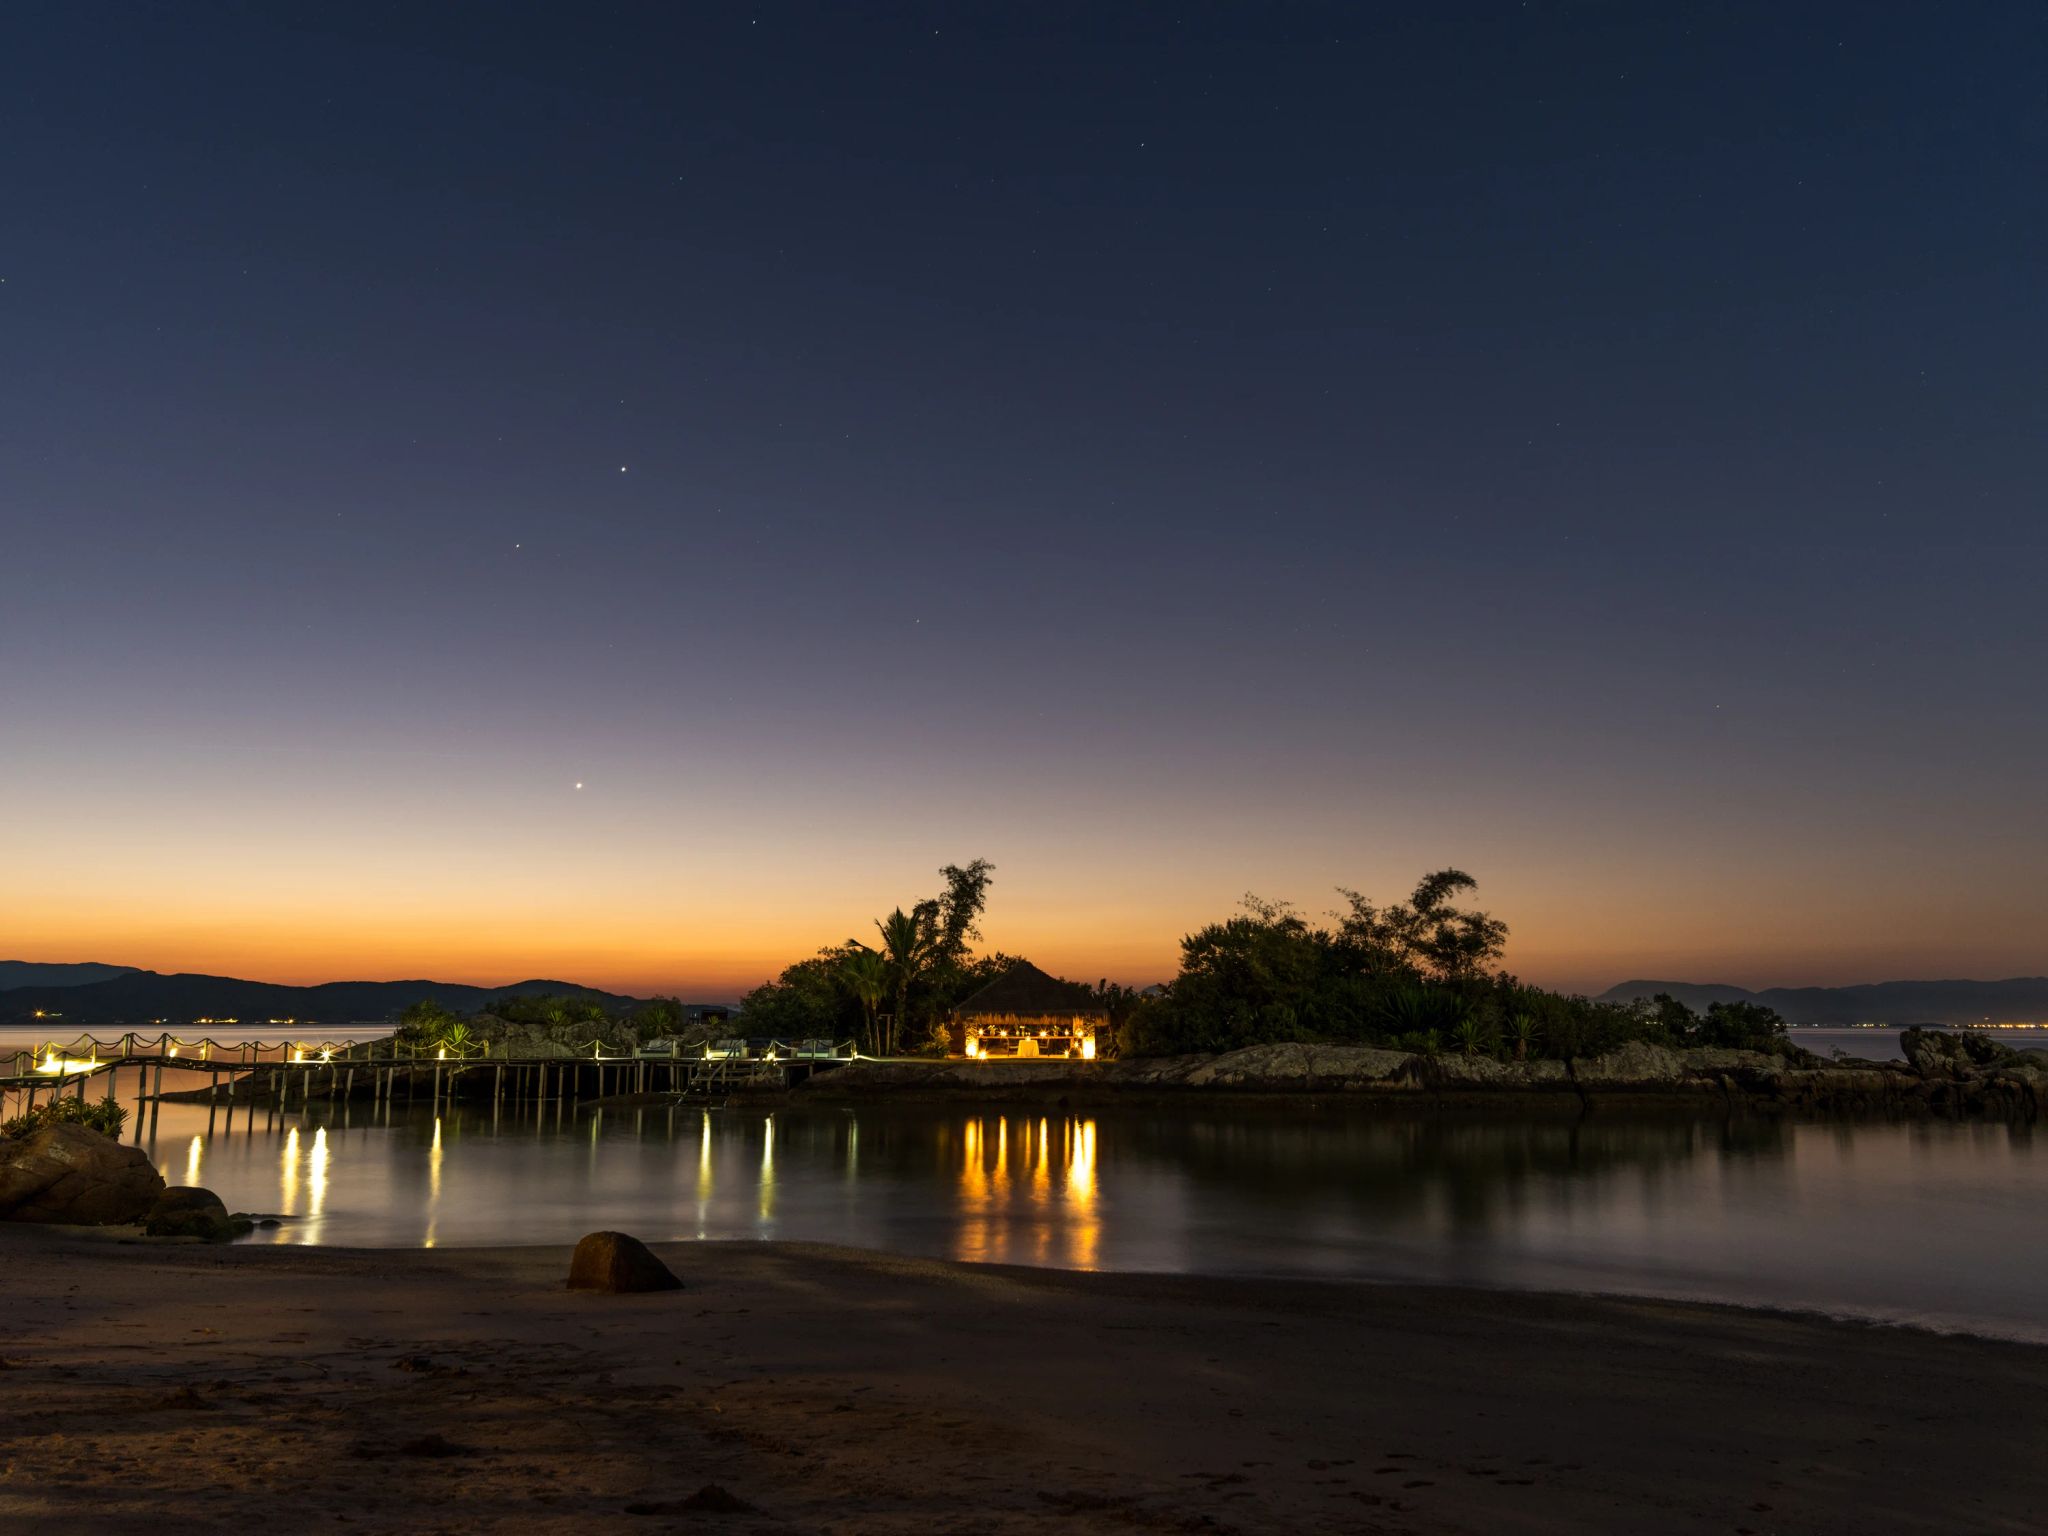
[567,1230,682,1294]
[144,1186,234,1242]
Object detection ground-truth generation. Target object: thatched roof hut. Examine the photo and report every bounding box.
[950,961,1107,1059]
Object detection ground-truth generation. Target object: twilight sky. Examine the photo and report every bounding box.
[3,3,2044,999]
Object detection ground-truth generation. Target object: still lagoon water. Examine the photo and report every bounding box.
[9,1027,2047,1339]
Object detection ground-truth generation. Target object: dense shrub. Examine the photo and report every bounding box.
[740,945,1026,1053]
[739,947,865,1041]
[1692,999,1793,1054]
[1115,876,1791,1064]
[389,992,652,1055]
[2,1093,128,1141]
[484,992,613,1030]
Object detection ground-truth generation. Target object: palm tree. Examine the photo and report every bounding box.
[1452,1017,1491,1058]
[1508,1012,1539,1063]
[839,950,890,1055]
[875,908,935,1056]
[1384,985,1469,1040]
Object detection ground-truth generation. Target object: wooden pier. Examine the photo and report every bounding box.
[1,1032,856,1134]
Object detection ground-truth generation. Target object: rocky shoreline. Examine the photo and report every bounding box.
[799,1028,2048,1119]
[143,1027,2048,1120]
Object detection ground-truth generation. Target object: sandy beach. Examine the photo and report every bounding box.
[2,1232,2044,1534]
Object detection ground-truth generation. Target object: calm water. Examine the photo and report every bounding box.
[9,1029,2046,1341]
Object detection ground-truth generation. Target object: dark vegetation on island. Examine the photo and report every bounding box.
[389,860,1024,1059]
[1114,870,1795,1063]
[0,858,1830,1072]
[388,989,699,1059]
[741,862,1798,1066]
[735,859,1068,1056]
[383,861,1795,1071]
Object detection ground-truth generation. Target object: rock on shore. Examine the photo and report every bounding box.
[0,1122,166,1224]
[567,1230,683,1293]
[144,1185,238,1242]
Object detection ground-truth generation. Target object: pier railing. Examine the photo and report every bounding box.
[2,1031,859,1122]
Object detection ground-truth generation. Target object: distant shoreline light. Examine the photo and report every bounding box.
[1787,1021,2048,1031]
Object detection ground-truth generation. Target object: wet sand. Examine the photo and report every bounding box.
[2,1229,2043,1534]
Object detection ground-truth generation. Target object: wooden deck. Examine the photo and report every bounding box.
[2,1033,856,1128]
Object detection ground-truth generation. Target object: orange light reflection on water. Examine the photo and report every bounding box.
[424,1116,442,1248]
[955,1113,1099,1269]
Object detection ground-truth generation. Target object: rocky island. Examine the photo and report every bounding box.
[801,1029,2048,1119]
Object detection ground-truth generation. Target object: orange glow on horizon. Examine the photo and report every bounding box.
[7,825,2045,999]
[7,885,2045,1001]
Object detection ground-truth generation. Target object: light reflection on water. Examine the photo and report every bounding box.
[91,1089,2048,1341]
[15,1056,2045,1337]
[424,1117,441,1248]
[280,1126,299,1218]
[953,1115,1101,1269]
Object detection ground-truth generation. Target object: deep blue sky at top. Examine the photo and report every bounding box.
[2,2,2044,989]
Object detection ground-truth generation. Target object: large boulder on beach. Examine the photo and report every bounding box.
[0,1122,165,1225]
[567,1231,682,1293]
[144,1185,235,1242]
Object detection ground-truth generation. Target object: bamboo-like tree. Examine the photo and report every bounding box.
[838,949,891,1055]
[875,907,936,1056]
[1334,868,1508,983]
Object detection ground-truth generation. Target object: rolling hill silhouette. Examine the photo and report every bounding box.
[0,970,654,1029]
[0,961,140,991]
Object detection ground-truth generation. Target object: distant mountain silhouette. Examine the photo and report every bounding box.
[0,971,657,1029]
[0,961,140,991]
[1597,977,2048,1027]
